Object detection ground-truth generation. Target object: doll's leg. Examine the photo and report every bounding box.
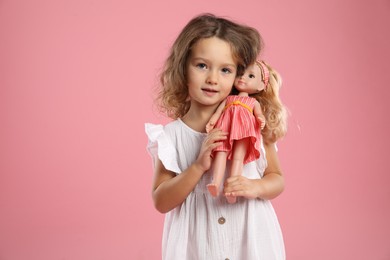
[226,138,250,203]
[230,138,249,177]
[207,151,227,197]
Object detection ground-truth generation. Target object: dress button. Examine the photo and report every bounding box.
[218,217,226,224]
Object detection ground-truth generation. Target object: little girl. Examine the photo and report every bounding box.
[206,60,270,203]
[145,13,287,260]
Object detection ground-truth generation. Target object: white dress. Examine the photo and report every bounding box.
[145,119,285,260]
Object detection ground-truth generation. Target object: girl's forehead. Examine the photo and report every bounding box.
[191,37,236,64]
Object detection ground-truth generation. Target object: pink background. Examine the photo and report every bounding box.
[1,0,389,259]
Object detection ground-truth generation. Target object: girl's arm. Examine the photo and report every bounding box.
[223,141,284,200]
[257,141,285,199]
[152,128,228,213]
[152,160,205,213]
[206,99,227,133]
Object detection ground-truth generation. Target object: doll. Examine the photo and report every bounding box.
[206,60,269,203]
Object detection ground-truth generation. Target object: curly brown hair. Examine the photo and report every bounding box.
[156,13,263,119]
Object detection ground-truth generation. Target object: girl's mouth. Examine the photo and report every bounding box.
[202,88,218,93]
[201,88,218,96]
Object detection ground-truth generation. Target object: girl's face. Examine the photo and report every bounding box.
[186,37,237,108]
[234,63,265,94]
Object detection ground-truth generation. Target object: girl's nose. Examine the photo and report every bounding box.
[206,71,218,85]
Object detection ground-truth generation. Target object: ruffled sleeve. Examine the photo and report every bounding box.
[145,123,181,174]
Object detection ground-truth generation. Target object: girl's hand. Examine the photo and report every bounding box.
[223,175,262,199]
[194,128,227,172]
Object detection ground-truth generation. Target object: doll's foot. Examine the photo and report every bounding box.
[207,184,219,197]
[226,194,237,204]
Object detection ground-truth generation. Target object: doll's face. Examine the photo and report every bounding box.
[234,63,265,94]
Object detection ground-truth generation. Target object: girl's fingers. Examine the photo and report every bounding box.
[207,129,227,143]
[225,175,242,184]
[200,129,227,157]
[211,141,223,149]
[224,176,250,193]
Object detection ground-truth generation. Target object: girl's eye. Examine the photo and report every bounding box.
[249,74,255,78]
[222,68,232,74]
[196,63,207,69]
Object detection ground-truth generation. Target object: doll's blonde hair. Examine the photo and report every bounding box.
[156,13,263,119]
[252,61,287,143]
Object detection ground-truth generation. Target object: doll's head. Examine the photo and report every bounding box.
[248,61,288,143]
[157,13,263,119]
[234,61,269,94]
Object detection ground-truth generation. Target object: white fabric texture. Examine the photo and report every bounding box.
[145,119,285,260]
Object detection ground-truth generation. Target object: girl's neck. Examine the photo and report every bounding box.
[181,106,215,133]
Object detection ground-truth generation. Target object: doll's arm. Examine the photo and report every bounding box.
[253,101,266,129]
[206,99,227,133]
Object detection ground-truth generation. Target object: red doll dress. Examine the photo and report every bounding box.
[212,95,261,164]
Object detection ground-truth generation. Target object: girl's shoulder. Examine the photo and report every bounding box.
[167,119,206,136]
[146,119,205,143]
[164,119,182,130]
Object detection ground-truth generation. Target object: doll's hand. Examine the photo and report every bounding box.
[223,175,262,200]
[257,115,266,130]
[194,128,227,172]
